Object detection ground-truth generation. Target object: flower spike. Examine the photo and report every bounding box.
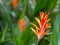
[30,12,51,41]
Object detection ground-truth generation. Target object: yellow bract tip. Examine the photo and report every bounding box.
[35,17,41,26]
[30,28,38,36]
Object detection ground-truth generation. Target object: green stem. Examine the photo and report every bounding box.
[1,24,8,42]
[20,0,28,19]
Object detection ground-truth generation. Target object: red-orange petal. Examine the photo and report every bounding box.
[12,0,18,8]
[18,19,25,32]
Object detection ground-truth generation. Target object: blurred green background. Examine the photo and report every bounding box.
[0,0,60,45]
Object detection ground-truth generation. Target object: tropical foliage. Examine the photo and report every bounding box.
[0,0,60,45]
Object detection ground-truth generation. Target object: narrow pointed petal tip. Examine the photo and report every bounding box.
[35,17,40,26]
[30,23,39,29]
[30,28,38,36]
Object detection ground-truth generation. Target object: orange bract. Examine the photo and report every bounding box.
[12,0,18,8]
[18,19,25,32]
[30,12,51,41]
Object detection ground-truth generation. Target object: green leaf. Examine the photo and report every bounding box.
[33,0,48,15]
[2,24,8,42]
[50,13,60,45]
[12,23,20,45]
[33,0,57,15]
[19,0,28,19]
[45,0,57,11]
[19,24,37,45]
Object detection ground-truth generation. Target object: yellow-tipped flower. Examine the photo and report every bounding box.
[30,12,51,41]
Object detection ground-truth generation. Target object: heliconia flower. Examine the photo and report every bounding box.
[12,0,18,9]
[18,19,25,32]
[30,12,51,41]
